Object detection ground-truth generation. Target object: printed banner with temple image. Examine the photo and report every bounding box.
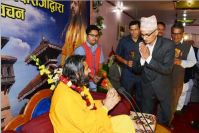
[1,0,90,129]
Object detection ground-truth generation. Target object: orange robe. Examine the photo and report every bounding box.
[49,82,135,133]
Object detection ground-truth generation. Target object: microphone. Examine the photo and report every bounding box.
[117,88,154,133]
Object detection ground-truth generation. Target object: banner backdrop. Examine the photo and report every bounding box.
[1,0,90,124]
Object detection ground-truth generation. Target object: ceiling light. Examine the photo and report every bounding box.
[113,1,124,13]
[175,1,199,9]
[183,13,187,17]
[187,0,193,6]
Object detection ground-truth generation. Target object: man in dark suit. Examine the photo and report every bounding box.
[139,15,175,126]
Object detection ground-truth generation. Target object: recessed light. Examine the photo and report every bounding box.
[183,13,187,17]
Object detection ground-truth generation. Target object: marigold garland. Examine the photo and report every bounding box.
[59,75,96,110]
[30,55,62,90]
[30,55,96,110]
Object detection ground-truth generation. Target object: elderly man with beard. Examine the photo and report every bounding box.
[139,15,175,126]
[49,55,135,133]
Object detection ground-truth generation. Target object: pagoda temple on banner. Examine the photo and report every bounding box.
[18,37,62,100]
[1,37,17,129]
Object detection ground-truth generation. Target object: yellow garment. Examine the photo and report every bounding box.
[49,82,135,133]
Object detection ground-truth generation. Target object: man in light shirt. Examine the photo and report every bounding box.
[139,15,175,127]
[171,22,197,115]
[74,25,104,91]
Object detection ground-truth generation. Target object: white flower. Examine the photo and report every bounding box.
[67,81,72,87]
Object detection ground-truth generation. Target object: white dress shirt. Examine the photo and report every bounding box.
[179,40,197,68]
[140,38,157,66]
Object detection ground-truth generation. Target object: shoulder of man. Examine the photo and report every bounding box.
[183,40,194,45]
[74,45,85,55]
[160,37,175,48]
[183,40,194,50]
[75,45,84,50]
[119,35,131,42]
[117,36,131,47]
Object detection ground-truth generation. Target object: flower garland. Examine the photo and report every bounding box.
[30,55,96,110]
[30,55,62,90]
[59,75,96,110]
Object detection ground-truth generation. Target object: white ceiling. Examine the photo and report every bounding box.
[116,1,199,26]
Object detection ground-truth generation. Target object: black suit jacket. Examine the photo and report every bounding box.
[141,37,175,100]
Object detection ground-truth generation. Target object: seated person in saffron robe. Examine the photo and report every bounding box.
[49,55,135,133]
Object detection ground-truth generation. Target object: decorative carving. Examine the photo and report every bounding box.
[93,0,102,13]
[95,16,104,36]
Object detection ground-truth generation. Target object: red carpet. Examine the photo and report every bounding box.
[171,103,199,133]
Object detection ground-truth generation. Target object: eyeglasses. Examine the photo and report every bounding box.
[88,34,99,38]
[141,29,157,38]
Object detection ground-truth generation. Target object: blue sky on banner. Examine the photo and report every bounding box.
[1,0,72,115]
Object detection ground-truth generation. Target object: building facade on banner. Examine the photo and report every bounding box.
[18,37,61,100]
[1,37,17,129]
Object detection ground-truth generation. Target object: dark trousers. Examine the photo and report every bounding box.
[134,80,142,111]
[142,88,172,126]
